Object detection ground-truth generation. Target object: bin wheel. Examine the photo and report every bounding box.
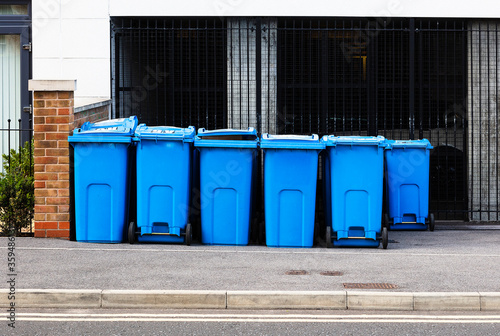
[128,221,136,245]
[326,226,333,248]
[381,226,388,249]
[185,223,192,246]
[259,220,266,246]
[383,213,390,229]
[429,213,435,232]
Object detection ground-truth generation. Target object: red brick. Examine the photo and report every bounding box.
[59,156,70,164]
[46,100,72,108]
[34,213,46,221]
[45,164,69,173]
[37,222,58,230]
[34,140,57,149]
[58,91,74,99]
[58,108,71,116]
[59,173,70,180]
[34,91,57,99]
[34,181,46,189]
[34,124,58,132]
[46,116,73,124]
[35,156,58,164]
[34,164,45,173]
[58,140,69,148]
[33,133,45,140]
[35,205,58,213]
[46,133,69,141]
[58,189,70,197]
[34,172,58,181]
[34,100,45,108]
[47,213,70,221]
[46,181,69,189]
[59,205,70,213]
[34,148,46,157]
[35,197,46,205]
[35,189,58,197]
[46,148,69,156]
[34,230,47,238]
[34,108,58,117]
[59,124,73,132]
[58,221,71,230]
[46,230,70,238]
[46,197,70,205]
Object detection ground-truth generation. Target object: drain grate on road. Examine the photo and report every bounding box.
[343,283,399,289]
[285,270,309,275]
[320,271,343,276]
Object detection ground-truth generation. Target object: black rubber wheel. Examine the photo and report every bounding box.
[384,213,391,229]
[429,213,435,232]
[128,221,136,245]
[381,226,388,249]
[185,223,192,246]
[326,226,333,248]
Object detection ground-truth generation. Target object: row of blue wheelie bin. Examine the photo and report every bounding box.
[68,116,433,249]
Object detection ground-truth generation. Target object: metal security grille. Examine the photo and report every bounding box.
[111,17,500,222]
[111,18,227,129]
[276,18,469,220]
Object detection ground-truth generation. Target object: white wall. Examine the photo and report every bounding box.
[109,0,500,18]
[32,0,110,103]
[32,0,500,103]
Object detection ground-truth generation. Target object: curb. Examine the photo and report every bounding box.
[1,290,500,311]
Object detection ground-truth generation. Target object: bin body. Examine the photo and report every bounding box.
[323,136,386,247]
[385,139,433,230]
[68,117,138,243]
[261,134,324,248]
[195,128,258,245]
[135,125,195,243]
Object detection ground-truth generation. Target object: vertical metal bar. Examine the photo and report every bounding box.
[409,19,415,140]
[18,119,22,149]
[418,20,424,139]
[300,20,304,134]
[462,20,469,220]
[246,20,250,129]
[496,22,499,220]
[478,23,482,220]
[196,19,201,128]
[238,20,242,129]
[7,119,11,170]
[486,22,491,220]
[256,18,262,134]
[205,20,209,129]
[223,19,228,128]
[292,19,296,134]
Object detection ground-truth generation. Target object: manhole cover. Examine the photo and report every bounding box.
[343,283,399,289]
[320,271,343,276]
[285,270,309,275]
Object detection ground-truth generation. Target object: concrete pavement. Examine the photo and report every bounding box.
[1,224,500,311]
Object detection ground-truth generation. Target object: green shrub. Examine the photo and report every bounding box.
[0,141,34,236]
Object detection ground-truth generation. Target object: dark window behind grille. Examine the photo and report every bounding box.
[111,18,226,128]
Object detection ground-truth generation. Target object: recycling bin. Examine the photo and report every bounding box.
[68,116,138,243]
[322,135,388,248]
[261,134,324,248]
[194,128,259,245]
[129,125,196,245]
[384,139,434,231]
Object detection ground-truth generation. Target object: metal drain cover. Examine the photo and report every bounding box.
[343,283,399,289]
[285,270,309,275]
[320,271,343,276]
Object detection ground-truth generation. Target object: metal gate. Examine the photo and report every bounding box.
[111,17,500,222]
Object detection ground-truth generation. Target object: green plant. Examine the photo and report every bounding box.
[0,141,34,236]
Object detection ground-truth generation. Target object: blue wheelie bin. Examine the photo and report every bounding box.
[68,116,138,243]
[384,139,434,231]
[194,128,259,245]
[261,134,324,248]
[322,135,389,248]
[130,125,196,245]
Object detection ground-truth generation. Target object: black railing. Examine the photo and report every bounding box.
[0,117,34,235]
[111,17,500,222]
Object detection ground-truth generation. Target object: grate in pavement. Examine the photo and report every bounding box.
[320,271,343,276]
[343,283,399,289]
[285,270,309,275]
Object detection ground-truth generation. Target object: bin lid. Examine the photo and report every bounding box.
[321,135,387,147]
[386,139,433,150]
[194,128,259,149]
[260,134,325,149]
[135,124,196,142]
[68,116,138,143]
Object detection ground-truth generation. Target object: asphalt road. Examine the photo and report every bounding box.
[2,309,500,336]
[3,229,500,292]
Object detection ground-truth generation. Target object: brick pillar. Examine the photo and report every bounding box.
[29,80,76,239]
